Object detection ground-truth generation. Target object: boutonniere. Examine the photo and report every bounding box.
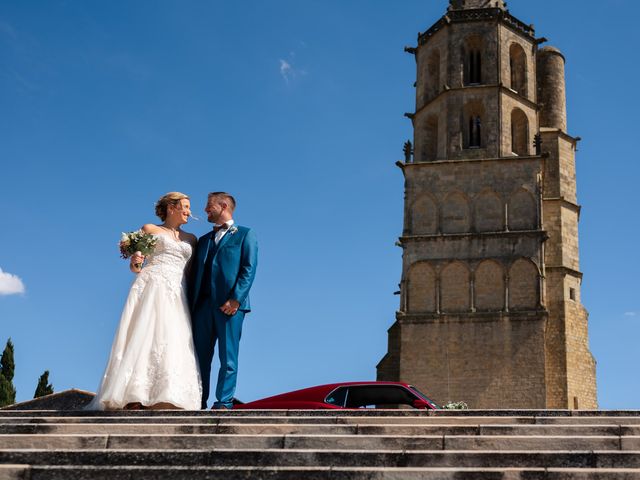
[229,226,238,235]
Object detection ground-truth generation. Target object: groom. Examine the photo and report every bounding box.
[189,192,258,409]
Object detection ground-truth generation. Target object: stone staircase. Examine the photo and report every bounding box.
[1,409,640,479]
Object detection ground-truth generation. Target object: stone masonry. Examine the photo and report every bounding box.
[377,0,597,409]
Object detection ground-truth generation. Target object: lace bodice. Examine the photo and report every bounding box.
[131,234,193,300]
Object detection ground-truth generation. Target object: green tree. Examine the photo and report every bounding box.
[0,338,15,382]
[0,376,15,407]
[0,339,16,407]
[34,370,54,398]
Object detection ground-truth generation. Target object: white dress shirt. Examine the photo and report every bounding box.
[213,219,235,245]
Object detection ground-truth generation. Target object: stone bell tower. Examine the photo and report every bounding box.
[377,0,597,409]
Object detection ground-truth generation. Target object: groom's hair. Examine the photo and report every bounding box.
[208,192,236,211]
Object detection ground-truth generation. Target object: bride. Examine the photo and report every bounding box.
[88,192,202,410]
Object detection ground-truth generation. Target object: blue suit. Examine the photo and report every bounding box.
[189,225,258,409]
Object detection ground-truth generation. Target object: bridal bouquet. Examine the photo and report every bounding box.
[119,230,158,267]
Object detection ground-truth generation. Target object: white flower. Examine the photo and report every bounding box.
[229,226,238,234]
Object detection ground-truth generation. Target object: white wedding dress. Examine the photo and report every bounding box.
[88,234,202,410]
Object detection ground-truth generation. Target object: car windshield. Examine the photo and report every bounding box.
[325,387,348,407]
[408,385,440,409]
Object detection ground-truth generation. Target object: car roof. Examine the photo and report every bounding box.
[244,381,416,404]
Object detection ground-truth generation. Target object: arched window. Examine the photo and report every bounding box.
[469,116,482,147]
[423,115,439,161]
[509,43,527,96]
[407,262,437,313]
[441,261,471,313]
[469,49,482,84]
[410,194,438,235]
[511,108,529,156]
[507,189,537,231]
[474,190,503,232]
[441,191,471,234]
[508,258,539,310]
[463,101,484,149]
[462,36,483,86]
[475,260,505,311]
[425,50,441,102]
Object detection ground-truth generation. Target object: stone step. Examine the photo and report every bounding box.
[3,411,640,478]
[5,413,640,426]
[1,434,640,451]
[3,465,640,480]
[2,409,640,418]
[2,414,640,426]
[2,449,640,468]
[4,465,640,480]
[2,421,640,437]
[0,415,536,425]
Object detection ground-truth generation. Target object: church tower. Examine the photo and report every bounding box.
[377,0,597,408]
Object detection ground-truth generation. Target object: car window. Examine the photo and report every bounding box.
[325,387,348,407]
[408,385,440,409]
[343,385,419,408]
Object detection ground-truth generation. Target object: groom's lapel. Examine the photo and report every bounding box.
[198,232,214,265]
[211,226,235,261]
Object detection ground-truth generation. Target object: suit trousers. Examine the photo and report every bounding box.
[192,296,244,409]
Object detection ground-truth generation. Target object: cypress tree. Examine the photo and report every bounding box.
[0,339,15,382]
[0,375,15,407]
[34,370,54,398]
[0,339,16,407]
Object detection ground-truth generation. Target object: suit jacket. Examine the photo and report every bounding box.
[189,225,258,312]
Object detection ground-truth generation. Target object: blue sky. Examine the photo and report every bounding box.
[0,0,638,409]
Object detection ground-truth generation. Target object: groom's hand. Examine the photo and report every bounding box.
[220,299,240,316]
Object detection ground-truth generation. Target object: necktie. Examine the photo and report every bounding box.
[213,224,229,234]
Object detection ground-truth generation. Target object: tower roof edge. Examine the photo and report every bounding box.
[449,0,506,10]
[539,45,566,61]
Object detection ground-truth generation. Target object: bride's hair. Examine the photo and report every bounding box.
[155,192,189,221]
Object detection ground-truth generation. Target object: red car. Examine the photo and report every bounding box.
[233,381,439,410]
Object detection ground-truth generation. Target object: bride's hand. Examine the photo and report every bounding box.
[130,252,145,273]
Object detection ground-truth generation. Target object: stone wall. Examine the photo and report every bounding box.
[403,157,542,236]
[396,314,547,408]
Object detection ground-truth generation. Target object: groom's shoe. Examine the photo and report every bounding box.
[211,404,230,410]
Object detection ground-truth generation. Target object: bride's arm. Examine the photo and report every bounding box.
[141,224,160,234]
[130,224,159,273]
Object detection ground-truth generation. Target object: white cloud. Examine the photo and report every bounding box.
[0,268,25,296]
[624,312,637,317]
[278,58,308,85]
[279,59,293,83]
[278,44,308,85]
